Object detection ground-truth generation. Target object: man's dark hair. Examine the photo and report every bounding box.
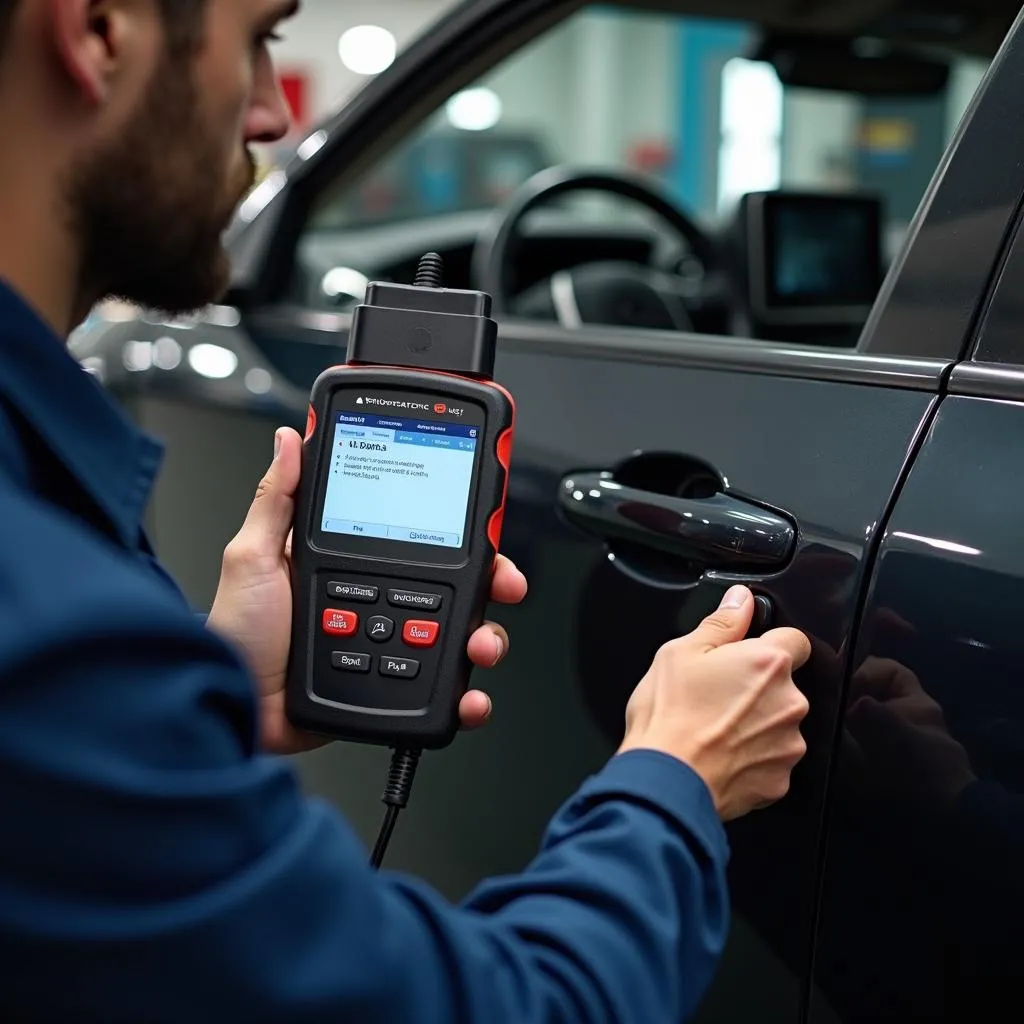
[0,0,208,62]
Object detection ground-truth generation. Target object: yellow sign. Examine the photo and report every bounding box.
[860,118,916,155]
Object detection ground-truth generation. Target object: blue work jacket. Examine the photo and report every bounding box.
[0,279,730,1022]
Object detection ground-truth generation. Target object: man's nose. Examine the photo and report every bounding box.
[245,68,293,145]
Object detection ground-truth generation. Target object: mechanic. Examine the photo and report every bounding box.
[0,1,812,1021]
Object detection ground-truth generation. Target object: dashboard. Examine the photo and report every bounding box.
[290,190,886,348]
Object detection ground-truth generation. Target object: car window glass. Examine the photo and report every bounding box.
[972,207,1024,365]
[287,5,990,349]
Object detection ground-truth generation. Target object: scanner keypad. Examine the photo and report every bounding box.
[313,572,451,711]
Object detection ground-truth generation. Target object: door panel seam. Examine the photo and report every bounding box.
[797,390,946,1024]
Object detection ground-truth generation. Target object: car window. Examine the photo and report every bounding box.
[288,4,990,348]
[971,207,1024,366]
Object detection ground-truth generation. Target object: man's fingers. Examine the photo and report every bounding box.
[461,622,508,731]
[234,428,303,553]
[467,622,509,667]
[683,585,755,653]
[459,690,493,730]
[490,555,528,605]
[760,626,813,670]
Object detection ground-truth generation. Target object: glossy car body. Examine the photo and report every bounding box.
[72,0,1024,1020]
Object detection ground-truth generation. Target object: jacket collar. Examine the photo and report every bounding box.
[0,278,163,547]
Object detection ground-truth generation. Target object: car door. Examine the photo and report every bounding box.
[72,1,1016,1021]
[810,79,1024,1022]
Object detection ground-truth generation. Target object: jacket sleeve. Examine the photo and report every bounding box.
[0,506,730,1024]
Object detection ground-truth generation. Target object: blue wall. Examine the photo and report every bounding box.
[674,19,751,214]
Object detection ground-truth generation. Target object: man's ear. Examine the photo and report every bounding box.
[47,0,147,105]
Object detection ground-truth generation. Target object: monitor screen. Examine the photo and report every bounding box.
[320,408,480,550]
[760,194,882,310]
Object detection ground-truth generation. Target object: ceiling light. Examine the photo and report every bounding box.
[188,343,238,380]
[446,88,503,132]
[152,336,182,370]
[122,340,153,372]
[245,368,273,395]
[339,25,396,75]
[204,305,242,328]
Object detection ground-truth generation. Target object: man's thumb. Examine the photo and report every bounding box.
[689,586,754,651]
[237,427,303,544]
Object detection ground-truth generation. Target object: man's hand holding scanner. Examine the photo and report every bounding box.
[206,426,528,756]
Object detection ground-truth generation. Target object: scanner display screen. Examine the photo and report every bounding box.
[321,401,481,550]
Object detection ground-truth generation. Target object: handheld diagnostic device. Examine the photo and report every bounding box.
[285,253,515,863]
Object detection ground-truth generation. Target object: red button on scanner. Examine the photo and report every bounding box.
[402,620,439,648]
[322,609,358,636]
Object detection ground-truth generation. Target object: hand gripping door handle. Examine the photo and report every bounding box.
[558,471,796,573]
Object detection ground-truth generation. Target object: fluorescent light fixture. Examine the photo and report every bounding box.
[446,88,502,131]
[718,57,783,213]
[339,25,396,75]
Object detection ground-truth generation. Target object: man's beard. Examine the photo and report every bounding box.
[66,50,256,316]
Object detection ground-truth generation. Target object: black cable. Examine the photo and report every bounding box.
[369,747,422,869]
[370,806,400,869]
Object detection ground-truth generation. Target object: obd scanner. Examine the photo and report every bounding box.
[285,253,515,866]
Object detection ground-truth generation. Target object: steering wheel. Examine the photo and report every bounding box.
[471,166,720,331]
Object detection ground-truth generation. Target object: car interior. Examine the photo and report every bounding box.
[295,177,885,346]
